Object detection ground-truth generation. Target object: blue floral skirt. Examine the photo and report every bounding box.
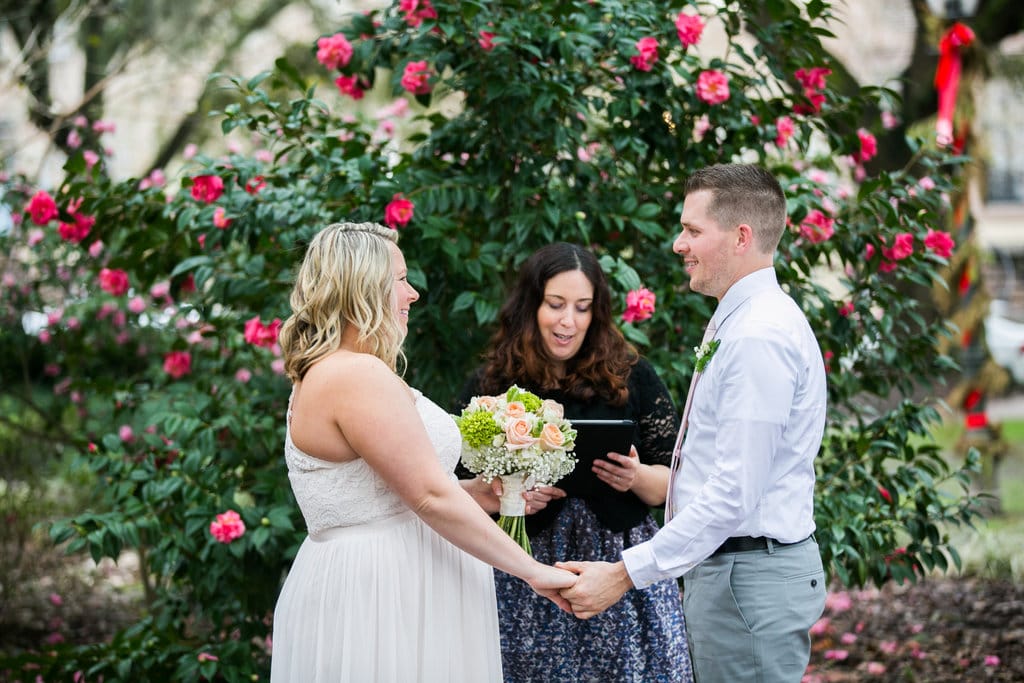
[494,499,693,683]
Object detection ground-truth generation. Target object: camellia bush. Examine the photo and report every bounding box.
[0,0,984,679]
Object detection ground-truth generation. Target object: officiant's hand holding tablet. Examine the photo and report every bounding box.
[569,419,638,493]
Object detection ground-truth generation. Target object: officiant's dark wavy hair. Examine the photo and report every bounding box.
[477,242,637,405]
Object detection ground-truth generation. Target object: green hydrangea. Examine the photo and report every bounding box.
[457,410,502,448]
[506,385,542,413]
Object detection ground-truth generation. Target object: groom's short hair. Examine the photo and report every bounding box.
[684,164,786,254]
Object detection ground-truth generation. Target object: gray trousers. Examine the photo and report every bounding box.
[682,537,826,683]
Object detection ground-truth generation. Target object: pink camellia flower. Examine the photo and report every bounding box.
[478,30,496,51]
[235,368,252,383]
[856,128,878,163]
[197,652,219,663]
[92,119,116,133]
[244,316,282,349]
[676,12,705,48]
[882,232,914,261]
[809,617,831,636]
[775,116,795,147]
[58,213,95,243]
[384,193,415,228]
[25,190,58,225]
[838,301,854,317]
[213,207,232,230]
[89,240,104,257]
[139,168,166,190]
[209,509,246,543]
[799,209,835,244]
[823,650,849,661]
[67,130,82,149]
[128,296,146,314]
[271,358,286,375]
[315,33,353,71]
[399,0,437,28]
[924,229,954,259]
[119,425,135,443]
[918,176,936,191]
[163,350,192,379]
[98,268,130,296]
[190,175,225,203]
[28,229,45,246]
[49,593,63,606]
[630,37,659,72]
[696,70,730,105]
[83,150,100,170]
[881,110,899,129]
[183,143,198,159]
[866,662,887,675]
[400,60,433,95]
[334,74,366,100]
[622,287,656,323]
[150,281,171,300]
[984,655,1000,667]
[795,66,831,91]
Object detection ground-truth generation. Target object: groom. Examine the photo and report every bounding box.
[559,163,828,682]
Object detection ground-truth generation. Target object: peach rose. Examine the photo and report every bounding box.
[539,423,565,451]
[504,401,526,418]
[504,417,537,450]
[473,395,499,412]
[540,399,564,420]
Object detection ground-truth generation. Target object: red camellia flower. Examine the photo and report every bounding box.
[478,30,496,51]
[58,213,95,243]
[334,74,366,100]
[775,116,795,147]
[400,61,432,95]
[25,190,58,225]
[213,207,232,229]
[245,175,266,195]
[630,37,659,72]
[675,12,705,48]
[924,229,955,259]
[696,70,730,105]
[878,486,894,504]
[856,128,878,163]
[315,33,353,71]
[209,509,246,543]
[244,316,282,349]
[622,287,656,323]
[190,175,225,203]
[384,193,415,228]
[399,0,437,28]
[98,268,130,296]
[163,350,192,379]
[882,232,914,261]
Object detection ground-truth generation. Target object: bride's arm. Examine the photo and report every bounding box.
[315,354,575,606]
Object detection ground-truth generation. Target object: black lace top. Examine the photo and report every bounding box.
[455,357,679,533]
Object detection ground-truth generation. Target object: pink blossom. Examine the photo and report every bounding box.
[271,358,286,375]
[630,37,659,72]
[244,316,282,349]
[866,662,886,675]
[693,115,711,141]
[89,240,104,257]
[399,0,437,27]
[58,213,95,243]
[73,115,88,128]
[400,61,432,95]
[43,363,60,377]
[83,150,100,170]
[840,632,857,644]
[924,229,954,259]
[235,368,252,383]
[92,119,116,133]
[45,632,65,645]
[150,281,171,300]
[190,175,224,203]
[119,425,135,443]
[139,169,166,190]
[209,509,246,543]
[183,143,198,159]
[128,296,146,314]
[799,209,835,243]
[376,98,410,119]
[795,66,831,91]
[918,176,936,191]
[622,287,656,323]
[213,207,232,229]
[823,649,849,661]
[775,116,795,147]
[881,110,899,129]
[984,655,1000,666]
[838,301,854,317]
[385,193,415,228]
[67,129,82,149]
[25,190,58,225]
[856,128,878,163]
[316,33,353,70]
[197,652,219,663]
[163,350,192,379]
[66,316,80,330]
[825,591,852,613]
[882,232,914,261]
[98,268,130,296]
[28,229,45,246]
[48,592,63,606]
[478,30,496,51]
[696,70,730,105]
[245,176,266,195]
[675,12,705,48]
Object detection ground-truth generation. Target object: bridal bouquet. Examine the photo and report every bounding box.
[455,385,577,553]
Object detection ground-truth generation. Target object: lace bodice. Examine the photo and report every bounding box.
[284,388,462,536]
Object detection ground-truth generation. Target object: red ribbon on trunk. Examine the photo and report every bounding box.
[934,22,975,146]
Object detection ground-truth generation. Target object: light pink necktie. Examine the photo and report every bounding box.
[665,319,717,521]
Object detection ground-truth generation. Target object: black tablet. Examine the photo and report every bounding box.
[569,419,637,463]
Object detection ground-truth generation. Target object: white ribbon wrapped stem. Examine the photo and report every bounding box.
[497,471,534,516]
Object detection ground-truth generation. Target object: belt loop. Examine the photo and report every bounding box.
[766,538,775,554]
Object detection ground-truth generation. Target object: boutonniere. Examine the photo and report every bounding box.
[693,339,721,373]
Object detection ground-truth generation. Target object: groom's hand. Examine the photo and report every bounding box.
[555,560,634,619]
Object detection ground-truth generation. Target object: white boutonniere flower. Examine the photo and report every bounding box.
[693,339,721,373]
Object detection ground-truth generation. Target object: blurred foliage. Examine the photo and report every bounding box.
[0,0,987,678]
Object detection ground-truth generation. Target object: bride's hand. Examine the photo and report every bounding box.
[525,564,577,613]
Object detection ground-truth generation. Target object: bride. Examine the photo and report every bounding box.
[270,222,575,682]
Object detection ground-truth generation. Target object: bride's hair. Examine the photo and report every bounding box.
[280,222,405,381]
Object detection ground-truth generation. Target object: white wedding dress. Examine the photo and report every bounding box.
[271,389,502,682]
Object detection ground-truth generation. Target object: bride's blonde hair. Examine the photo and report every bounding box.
[280,222,404,381]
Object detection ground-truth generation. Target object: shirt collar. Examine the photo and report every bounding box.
[710,267,777,329]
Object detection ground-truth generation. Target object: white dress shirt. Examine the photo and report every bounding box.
[622,267,827,589]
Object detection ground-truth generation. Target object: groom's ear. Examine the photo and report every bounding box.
[735,223,755,251]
